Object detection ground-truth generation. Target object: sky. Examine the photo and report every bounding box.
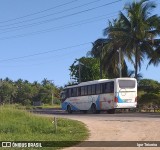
[0,0,160,86]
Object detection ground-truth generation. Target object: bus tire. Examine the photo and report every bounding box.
[82,110,87,114]
[91,104,97,114]
[107,109,115,114]
[67,105,72,114]
[96,110,101,114]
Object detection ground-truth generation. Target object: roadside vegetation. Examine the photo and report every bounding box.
[138,79,160,110]
[0,78,62,107]
[0,105,89,150]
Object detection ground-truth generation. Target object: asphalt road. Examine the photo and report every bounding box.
[33,108,160,121]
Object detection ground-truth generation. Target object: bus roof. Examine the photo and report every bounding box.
[65,78,136,89]
[79,79,111,86]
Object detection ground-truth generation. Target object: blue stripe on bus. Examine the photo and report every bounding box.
[70,104,79,111]
[117,94,124,103]
[96,95,100,110]
[61,102,79,111]
[61,102,67,110]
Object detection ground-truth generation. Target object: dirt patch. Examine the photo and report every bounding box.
[63,115,160,150]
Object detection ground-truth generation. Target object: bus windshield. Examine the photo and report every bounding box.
[60,90,67,102]
[118,80,135,89]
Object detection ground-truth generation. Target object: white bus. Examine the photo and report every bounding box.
[61,78,137,114]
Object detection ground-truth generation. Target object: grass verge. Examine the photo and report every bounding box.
[0,105,89,150]
[33,104,61,109]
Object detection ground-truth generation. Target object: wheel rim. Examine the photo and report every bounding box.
[91,104,96,113]
[67,105,72,113]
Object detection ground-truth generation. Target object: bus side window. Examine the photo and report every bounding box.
[91,85,96,95]
[96,84,101,94]
[102,83,106,93]
[71,88,74,97]
[78,87,81,96]
[73,88,77,97]
[110,82,114,93]
[102,83,110,93]
[66,89,69,98]
[81,87,85,96]
[68,89,71,97]
[84,86,88,95]
[88,85,92,95]
[69,88,74,97]
[106,83,110,93]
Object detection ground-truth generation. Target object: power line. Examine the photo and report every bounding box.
[1,50,85,68]
[0,0,121,32]
[0,0,102,28]
[0,13,117,41]
[0,0,78,24]
[0,42,92,62]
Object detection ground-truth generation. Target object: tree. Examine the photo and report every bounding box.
[138,79,160,93]
[90,37,135,79]
[104,0,160,79]
[15,80,33,105]
[89,20,133,79]
[89,38,108,79]
[69,57,100,83]
[147,39,160,67]
[138,79,160,108]
[41,78,53,86]
[0,81,16,104]
[0,78,62,106]
[3,77,13,84]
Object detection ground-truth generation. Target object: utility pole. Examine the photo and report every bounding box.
[78,60,87,83]
[99,45,103,79]
[118,48,122,78]
[52,92,54,105]
[78,60,81,83]
[49,80,54,105]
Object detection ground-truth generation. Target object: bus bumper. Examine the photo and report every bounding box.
[115,102,137,108]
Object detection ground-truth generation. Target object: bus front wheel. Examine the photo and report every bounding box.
[91,104,97,114]
[67,105,72,114]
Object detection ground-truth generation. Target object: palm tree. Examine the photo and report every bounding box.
[90,38,108,79]
[4,77,13,84]
[41,78,50,86]
[123,62,143,82]
[33,81,40,87]
[102,19,131,78]
[147,39,160,67]
[90,35,129,78]
[90,38,128,78]
[104,0,160,79]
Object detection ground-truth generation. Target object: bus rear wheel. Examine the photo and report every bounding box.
[67,105,72,114]
[81,110,87,114]
[107,109,115,114]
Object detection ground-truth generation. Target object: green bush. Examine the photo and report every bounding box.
[138,93,160,108]
[22,99,31,106]
[53,99,61,105]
